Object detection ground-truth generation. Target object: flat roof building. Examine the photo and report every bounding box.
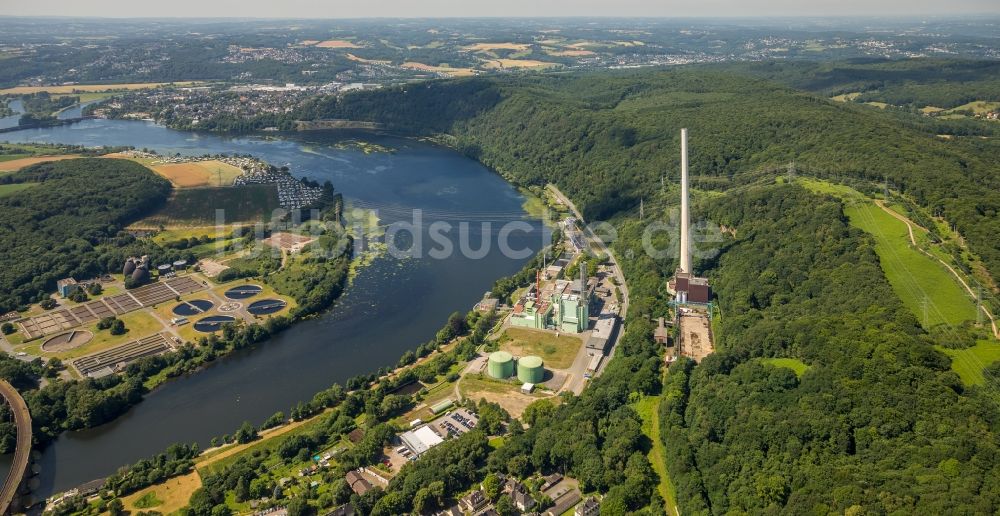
[400,425,444,456]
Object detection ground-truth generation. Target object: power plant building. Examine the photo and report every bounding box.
[510,265,591,333]
[670,128,712,304]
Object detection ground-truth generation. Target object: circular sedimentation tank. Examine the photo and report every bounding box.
[487,351,515,379]
[247,299,287,316]
[517,355,545,384]
[172,299,214,317]
[225,284,263,300]
[194,315,236,333]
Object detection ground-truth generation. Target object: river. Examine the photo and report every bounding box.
[0,99,24,129]
[1,117,546,499]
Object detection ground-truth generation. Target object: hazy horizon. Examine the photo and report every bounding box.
[2,0,999,19]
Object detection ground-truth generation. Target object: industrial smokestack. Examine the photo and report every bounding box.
[580,261,587,295]
[679,128,691,274]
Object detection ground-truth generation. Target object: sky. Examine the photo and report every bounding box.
[1,0,999,18]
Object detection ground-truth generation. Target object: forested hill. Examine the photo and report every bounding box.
[302,67,1000,283]
[665,185,1000,514]
[0,158,171,311]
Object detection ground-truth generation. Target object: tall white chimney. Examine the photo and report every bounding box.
[679,128,691,274]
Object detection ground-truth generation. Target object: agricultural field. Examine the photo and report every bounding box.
[0,82,203,95]
[0,183,37,197]
[0,155,79,172]
[149,160,244,188]
[140,184,281,227]
[464,42,531,52]
[937,340,1000,386]
[481,59,559,70]
[400,62,477,77]
[497,327,582,369]
[313,40,363,48]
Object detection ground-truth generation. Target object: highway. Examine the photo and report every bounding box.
[0,379,31,515]
[548,185,630,391]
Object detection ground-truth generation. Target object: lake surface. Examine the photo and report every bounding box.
[0,99,24,129]
[2,118,546,498]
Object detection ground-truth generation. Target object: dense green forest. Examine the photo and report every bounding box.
[289,65,1000,513]
[303,66,1000,291]
[718,58,1000,108]
[662,185,1000,513]
[0,158,171,312]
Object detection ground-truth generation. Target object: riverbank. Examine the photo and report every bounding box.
[0,118,545,499]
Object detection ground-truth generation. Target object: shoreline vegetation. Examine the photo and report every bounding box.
[0,152,354,451]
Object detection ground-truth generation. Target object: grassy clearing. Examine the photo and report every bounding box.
[0,183,37,197]
[760,357,810,378]
[845,201,977,327]
[122,471,201,514]
[799,179,977,328]
[196,412,330,476]
[459,375,547,419]
[140,184,280,226]
[944,100,1000,115]
[497,327,582,369]
[60,310,166,360]
[132,491,163,509]
[936,340,1000,387]
[146,226,237,245]
[633,395,679,516]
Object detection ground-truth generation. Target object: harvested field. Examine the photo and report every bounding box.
[401,62,477,77]
[315,40,362,48]
[545,49,595,57]
[345,53,391,64]
[0,155,79,172]
[482,59,559,69]
[151,160,243,188]
[464,42,531,52]
[0,82,202,95]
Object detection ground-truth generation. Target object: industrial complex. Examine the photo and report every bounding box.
[666,128,716,363]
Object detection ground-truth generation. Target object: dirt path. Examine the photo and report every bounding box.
[874,200,999,339]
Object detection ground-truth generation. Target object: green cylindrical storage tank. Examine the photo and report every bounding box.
[517,356,545,384]
[488,351,515,379]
